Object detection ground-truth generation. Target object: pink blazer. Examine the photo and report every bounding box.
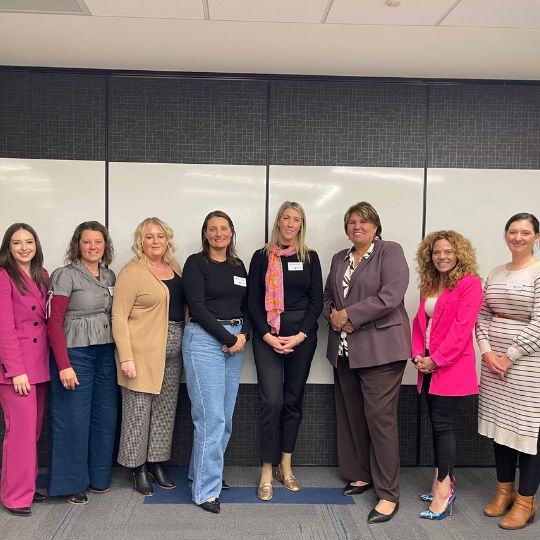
[412,274,483,396]
[0,268,50,384]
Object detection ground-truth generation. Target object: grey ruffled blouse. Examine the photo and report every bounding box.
[48,260,116,348]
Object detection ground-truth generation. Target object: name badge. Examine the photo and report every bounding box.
[507,280,524,291]
[288,262,303,271]
[233,276,247,287]
[108,286,115,296]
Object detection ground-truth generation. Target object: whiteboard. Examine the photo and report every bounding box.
[426,168,540,380]
[108,162,267,382]
[0,158,106,273]
[269,166,425,384]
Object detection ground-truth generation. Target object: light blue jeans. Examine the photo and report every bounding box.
[183,322,244,505]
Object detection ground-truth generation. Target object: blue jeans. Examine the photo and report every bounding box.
[48,344,118,496]
[183,322,244,505]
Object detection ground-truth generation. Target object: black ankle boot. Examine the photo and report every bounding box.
[148,462,176,489]
[133,464,154,496]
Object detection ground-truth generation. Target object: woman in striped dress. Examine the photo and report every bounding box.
[476,212,540,530]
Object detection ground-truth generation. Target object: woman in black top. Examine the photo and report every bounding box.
[248,201,323,501]
[182,210,250,514]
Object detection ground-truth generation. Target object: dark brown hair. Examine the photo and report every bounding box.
[0,223,47,294]
[343,201,383,239]
[201,210,239,266]
[64,221,114,266]
[504,213,540,234]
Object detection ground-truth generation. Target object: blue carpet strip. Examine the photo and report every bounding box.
[38,469,354,505]
[143,468,354,505]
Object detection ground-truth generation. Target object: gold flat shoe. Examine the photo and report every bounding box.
[276,465,300,492]
[257,481,273,501]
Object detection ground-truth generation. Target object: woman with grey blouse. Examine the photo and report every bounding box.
[48,221,118,505]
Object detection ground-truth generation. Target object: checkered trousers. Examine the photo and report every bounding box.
[117,321,183,468]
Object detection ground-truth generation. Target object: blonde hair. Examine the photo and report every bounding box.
[416,230,480,296]
[266,201,310,262]
[131,217,180,271]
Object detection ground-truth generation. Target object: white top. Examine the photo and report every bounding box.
[424,295,438,350]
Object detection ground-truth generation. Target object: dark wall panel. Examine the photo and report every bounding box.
[109,77,268,164]
[428,84,540,169]
[0,71,106,160]
[169,384,417,467]
[420,394,494,467]
[270,80,427,167]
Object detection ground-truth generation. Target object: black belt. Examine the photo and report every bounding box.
[217,318,243,326]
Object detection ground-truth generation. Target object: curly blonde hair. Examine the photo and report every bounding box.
[416,230,480,296]
[132,217,180,271]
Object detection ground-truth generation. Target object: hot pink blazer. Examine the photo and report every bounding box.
[412,274,483,396]
[0,268,50,384]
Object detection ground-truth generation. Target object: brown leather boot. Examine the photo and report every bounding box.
[484,482,516,517]
[498,494,537,530]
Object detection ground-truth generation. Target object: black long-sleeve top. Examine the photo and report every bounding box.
[183,252,250,347]
[247,248,323,338]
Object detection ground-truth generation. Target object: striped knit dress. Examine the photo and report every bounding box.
[476,262,540,455]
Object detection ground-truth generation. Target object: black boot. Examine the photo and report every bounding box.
[148,462,176,489]
[133,464,154,496]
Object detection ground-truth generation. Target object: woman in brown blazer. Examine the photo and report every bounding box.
[113,217,184,497]
[323,201,411,524]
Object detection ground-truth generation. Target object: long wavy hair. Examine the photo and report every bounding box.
[266,201,310,262]
[64,221,114,266]
[131,217,180,271]
[201,210,240,266]
[416,230,480,296]
[0,223,47,294]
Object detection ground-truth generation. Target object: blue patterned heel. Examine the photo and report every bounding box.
[419,491,456,520]
[419,476,455,504]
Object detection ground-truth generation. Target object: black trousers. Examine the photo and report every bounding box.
[494,429,540,496]
[422,374,462,482]
[253,310,317,465]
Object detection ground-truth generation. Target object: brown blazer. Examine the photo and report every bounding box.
[323,239,411,369]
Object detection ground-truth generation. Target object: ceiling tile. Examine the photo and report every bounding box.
[0,0,87,14]
[84,0,204,20]
[327,0,458,26]
[442,0,540,28]
[208,0,329,23]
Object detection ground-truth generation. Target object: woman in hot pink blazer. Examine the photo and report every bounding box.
[0,223,49,517]
[412,230,482,521]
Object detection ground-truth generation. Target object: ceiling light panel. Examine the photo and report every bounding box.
[84,0,204,20]
[0,0,88,14]
[208,0,329,24]
[327,0,459,25]
[442,0,540,29]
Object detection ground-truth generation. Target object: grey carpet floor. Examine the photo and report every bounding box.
[0,467,537,540]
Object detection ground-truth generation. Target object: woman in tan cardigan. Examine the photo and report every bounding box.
[112,217,184,496]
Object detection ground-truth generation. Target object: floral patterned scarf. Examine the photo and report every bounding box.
[265,244,297,334]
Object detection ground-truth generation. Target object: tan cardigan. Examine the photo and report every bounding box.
[112,260,170,394]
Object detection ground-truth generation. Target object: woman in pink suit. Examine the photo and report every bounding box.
[412,230,482,520]
[0,223,49,516]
